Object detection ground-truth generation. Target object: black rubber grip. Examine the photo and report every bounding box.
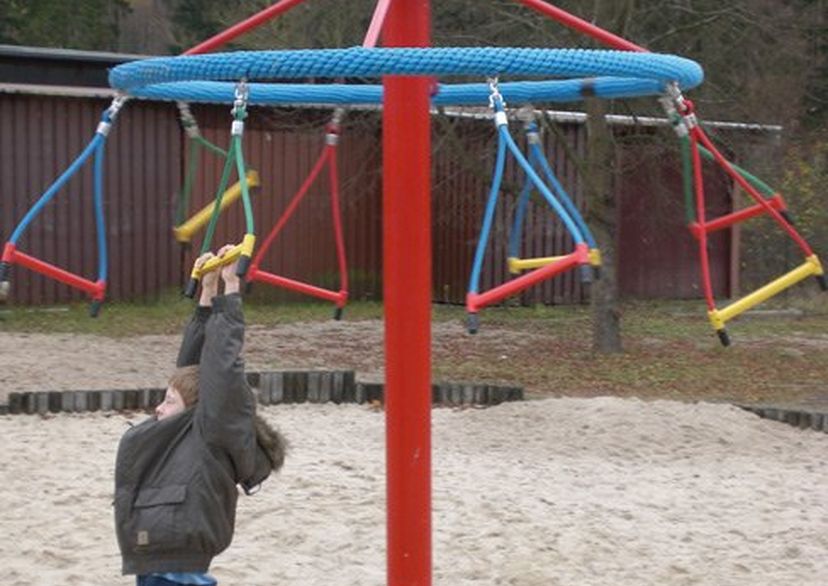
[467,312,479,335]
[89,299,103,318]
[817,274,827,292]
[716,329,731,347]
[0,261,9,301]
[333,307,344,321]
[236,255,251,278]
[183,277,199,298]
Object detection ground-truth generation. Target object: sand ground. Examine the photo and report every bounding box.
[1,398,827,585]
[0,318,826,584]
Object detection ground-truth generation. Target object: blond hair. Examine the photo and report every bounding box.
[168,365,199,407]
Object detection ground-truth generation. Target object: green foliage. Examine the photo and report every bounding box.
[0,0,130,50]
[780,141,828,257]
[161,0,236,53]
[738,139,828,290]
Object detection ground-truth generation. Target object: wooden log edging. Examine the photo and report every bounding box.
[0,370,524,415]
[738,405,828,434]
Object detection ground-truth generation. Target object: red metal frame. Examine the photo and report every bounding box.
[513,0,819,311]
[183,0,310,55]
[246,122,349,308]
[2,243,105,300]
[383,1,432,584]
[691,124,812,256]
[686,118,813,311]
[515,0,646,52]
[245,0,395,308]
[467,244,589,313]
[689,194,785,238]
[689,130,717,310]
[364,0,393,48]
[2,1,309,304]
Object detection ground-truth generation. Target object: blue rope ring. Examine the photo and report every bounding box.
[110,47,703,106]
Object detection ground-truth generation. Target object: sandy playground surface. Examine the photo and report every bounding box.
[1,397,827,585]
[0,322,827,584]
[0,318,603,403]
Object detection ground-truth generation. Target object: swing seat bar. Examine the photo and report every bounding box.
[174,171,260,244]
[688,194,786,238]
[1,243,106,301]
[508,248,602,274]
[467,243,589,313]
[247,267,348,307]
[709,254,824,334]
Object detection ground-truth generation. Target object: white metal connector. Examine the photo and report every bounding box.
[232,79,249,118]
[96,120,112,136]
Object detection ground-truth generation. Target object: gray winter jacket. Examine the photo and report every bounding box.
[114,293,271,575]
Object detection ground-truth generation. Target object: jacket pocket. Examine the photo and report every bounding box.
[126,485,187,553]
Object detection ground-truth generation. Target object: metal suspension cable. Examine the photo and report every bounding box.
[1,1,310,310]
[467,89,591,332]
[693,127,812,256]
[513,0,825,346]
[247,3,390,313]
[175,0,304,241]
[0,99,124,313]
[93,131,108,285]
[508,167,534,260]
[527,130,597,249]
[251,147,331,270]
[468,121,508,297]
[175,103,229,228]
[501,120,586,247]
[200,135,239,255]
[689,127,716,312]
[184,89,257,298]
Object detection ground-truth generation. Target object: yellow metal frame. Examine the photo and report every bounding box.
[190,233,257,280]
[508,248,603,275]
[708,254,823,331]
[173,170,261,243]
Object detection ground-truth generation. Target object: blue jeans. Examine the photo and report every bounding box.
[136,576,217,586]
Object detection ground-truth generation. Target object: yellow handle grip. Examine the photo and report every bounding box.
[190,234,256,280]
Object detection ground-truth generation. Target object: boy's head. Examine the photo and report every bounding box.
[156,365,199,420]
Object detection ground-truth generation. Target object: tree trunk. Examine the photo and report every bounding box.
[585,97,623,354]
[582,0,635,354]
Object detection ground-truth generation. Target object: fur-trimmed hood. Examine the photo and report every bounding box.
[254,413,287,472]
[241,414,288,495]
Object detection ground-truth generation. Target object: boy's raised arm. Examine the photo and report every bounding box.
[176,253,219,367]
[195,248,255,473]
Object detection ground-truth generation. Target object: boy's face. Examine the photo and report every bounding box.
[156,387,186,421]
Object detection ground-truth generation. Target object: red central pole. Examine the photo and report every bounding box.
[383,1,432,584]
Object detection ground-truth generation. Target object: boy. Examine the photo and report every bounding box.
[114,246,286,586]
